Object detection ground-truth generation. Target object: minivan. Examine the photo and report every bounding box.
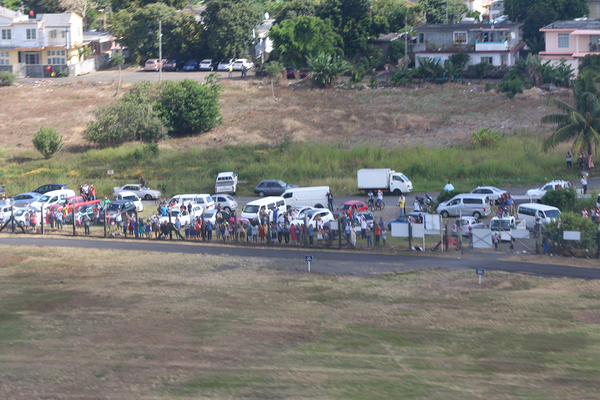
[436,194,491,218]
[282,186,329,209]
[167,194,215,210]
[30,189,75,209]
[517,204,561,229]
[241,196,286,224]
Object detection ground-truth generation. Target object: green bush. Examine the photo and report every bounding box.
[307,53,349,88]
[0,71,15,86]
[387,40,405,63]
[542,187,577,211]
[157,78,222,136]
[437,189,464,205]
[370,76,378,88]
[544,212,598,250]
[472,61,489,79]
[499,76,523,99]
[471,128,503,147]
[32,126,64,159]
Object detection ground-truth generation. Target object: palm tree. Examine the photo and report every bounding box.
[541,71,600,156]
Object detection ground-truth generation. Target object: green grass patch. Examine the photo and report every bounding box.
[0,132,578,198]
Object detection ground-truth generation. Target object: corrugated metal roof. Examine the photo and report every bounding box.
[541,19,600,31]
[38,13,72,27]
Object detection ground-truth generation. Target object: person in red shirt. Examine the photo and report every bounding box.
[375,225,381,247]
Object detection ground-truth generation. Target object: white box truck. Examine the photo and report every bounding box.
[357,169,413,194]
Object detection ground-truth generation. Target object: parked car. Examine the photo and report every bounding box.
[254,179,298,197]
[526,180,572,199]
[355,210,375,228]
[388,212,425,230]
[232,58,255,71]
[159,204,203,225]
[212,194,238,212]
[167,194,216,210]
[145,59,166,71]
[32,183,68,194]
[470,186,507,205]
[199,59,217,71]
[30,189,76,210]
[452,216,484,236]
[291,208,334,228]
[436,194,491,218]
[65,204,101,225]
[46,195,101,214]
[12,207,41,227]
[11,192,42,207]
[286,67,308,79]
[183,59,200,71]
[105,200,137,220]
[115,191,144,212]
[214,172,238,194]
[337,200,369,213]
[217,58,235,71]
[1,204,19,223]
[163,59,186,71]
[289,205,314,215]
[113,184,161,200]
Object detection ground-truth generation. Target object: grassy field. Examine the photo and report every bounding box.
[0,79,583,198]
[1,246,600,399]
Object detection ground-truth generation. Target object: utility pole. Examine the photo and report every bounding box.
[158,19,162,82]
[404,14,408,70]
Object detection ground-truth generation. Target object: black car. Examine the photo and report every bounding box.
[105,200,136,220]
[254,179,298,197]
[163,59,186,72]
[33,183,68,194]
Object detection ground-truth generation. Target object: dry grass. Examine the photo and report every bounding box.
[1,245,600,399]
[0,79,560,155]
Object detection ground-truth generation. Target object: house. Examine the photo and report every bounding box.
[539,19,600,75]
[590,1,600,19]
[413,21,524,68]
[0,8,86,77]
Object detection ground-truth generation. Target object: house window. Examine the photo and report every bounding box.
[480,57,493,65]
[501,54,507,66]
[558,33,569,48]
[47,50,65,64]
[49,30,65,39]
[418,33,425,43]
[26,29,36,40]
[454,32,467,43]
[1,29,11,40]
[0,51,9,65]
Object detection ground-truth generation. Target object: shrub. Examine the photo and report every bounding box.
[542,187,577,211]
[499,76,523,99]
[307,53,349,88]
[32,126,64,159]
[370,76,378,88]
[0,71,15,86]
[471,128,503,147]
[390,68,410,85]
[472,61,489,79]
[437,189,464,205]
[544,212,598,250]
[266,61,286,84]
[157,78,222,136]
[387,39,405,63]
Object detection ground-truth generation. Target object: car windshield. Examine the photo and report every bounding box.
[146,60,155,64]
[278,180,287,187]
[56,198,69,205]
[38,195,51,203]
[243,205,260,213]
[220,59,230,64]
[107,203,123,211]
[545,210,561,218]
[226,195,235,201]
[491,219,511,230]
[204,210,217,218]
[338,204,350,210]
[186,60,197,65]
[15,209,27,216]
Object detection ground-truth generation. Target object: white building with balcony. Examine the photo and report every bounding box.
[413,21,524,68]
[0,8,84,77]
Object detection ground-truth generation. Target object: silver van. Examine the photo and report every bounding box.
[437,194,491,218]
[241,196,287,224]
[517,204,561,229]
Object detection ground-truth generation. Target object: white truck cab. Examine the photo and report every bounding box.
[215,172,238,195]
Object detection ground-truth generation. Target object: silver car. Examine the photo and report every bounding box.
[452,216,484,236]
[212,194,238,212]
[11,192,42,207]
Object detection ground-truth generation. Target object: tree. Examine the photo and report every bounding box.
[316,0,372,58]
[265,61,286,98]
[418,0,468,24]
[504,0,587,42]
[156,78,223,136]
[202,0,262,59]
[274,0,318,25]
[269,16,343,68]
[542,71,600,156]
[306,52,350,88]
[372,0,418,32]
[110,0,187,12]
[111,53,125,96]
[33,126,64,159]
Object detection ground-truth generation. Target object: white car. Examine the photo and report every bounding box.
[291,209,334,228]
[526,180,572,199]
[159,204,204,225]
[470,186,507,204]
[12,207,41,227]
[212,194,238,212]
[215,172,238,195]
[30,189,76,210]
[452,216,484,236]
[232,58,255,71]
[1,204,19,223]
[113,184,161,200]
[116,191,144,212]
[217,58,235,71]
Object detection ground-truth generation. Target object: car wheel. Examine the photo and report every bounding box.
[224,207,231,213]
[393,189,401,196]
[258,191,265,198]
[441,211,449,218]
[145,195,152,200]
[473,211,481,218]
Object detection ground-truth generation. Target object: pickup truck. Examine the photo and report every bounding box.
[215,172,238,195]
[47,195,101,214]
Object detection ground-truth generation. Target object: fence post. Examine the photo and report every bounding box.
[535,223,542,255]
[597,225,600,259]
[456,218,462,250]
[168,207,172,240]
[11,205,14,233]
[72,206,76,236]
[338,218,342,249]
[444,222,448,251]
[134,209,139,238]
[104,206,107,238]
[408,222,413,250]
[41,204,44,235]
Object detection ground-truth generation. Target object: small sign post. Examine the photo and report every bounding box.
[305,255,314,272]
[107,170,114,177]
[476,268,485,285]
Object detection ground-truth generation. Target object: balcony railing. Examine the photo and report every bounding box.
[475,41,509,51]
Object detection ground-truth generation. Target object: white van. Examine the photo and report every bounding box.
[282,186,329,209]
[517,204,561,229]
[30,189,75,209]
[167,194,216,210]
[116,191,144,212]
[436,194,491,218]
[241,196,286,224]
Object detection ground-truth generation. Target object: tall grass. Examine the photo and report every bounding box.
[0,135,579,197]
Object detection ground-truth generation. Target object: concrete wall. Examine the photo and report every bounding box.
[68,58,95,76]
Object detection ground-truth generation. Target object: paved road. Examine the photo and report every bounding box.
[1,237,598,279]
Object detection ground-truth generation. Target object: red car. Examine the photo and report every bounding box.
[337,200,369,213]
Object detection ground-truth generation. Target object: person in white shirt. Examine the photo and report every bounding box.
[444,181,455,191]
[360,215,367,239]
[377,190,383,207]
[413,199,420,212]
[581,176,588,194]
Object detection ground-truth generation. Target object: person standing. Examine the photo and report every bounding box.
[326,189,334,212]
[384,63,389,81]
[444,181,455,191]
[493,232,499,251]
[83,213,90,236]
[566,151,572,168]
[377,189,383,207]
[413,198,420,213]
[579,153,585,170]
[228,63,233,78]
[398,194,405,216]
[365,225,372,247]
[581,175,588,194]
[589,152,594,169]
[468,225,473,251]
